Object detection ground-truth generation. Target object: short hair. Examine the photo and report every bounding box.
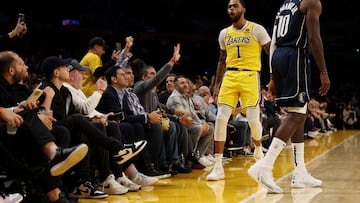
[198,86,210,97]
[166,73,176,79]
[140,65,154,78]
[174,75,187,84]
[104,65,122,85]
[0,51,16,75]
[128,58,147,82]
[240,0,246,7]
[124,63,132,70]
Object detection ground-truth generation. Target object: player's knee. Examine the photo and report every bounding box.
[247,119,262,140]
[216,106,232,121]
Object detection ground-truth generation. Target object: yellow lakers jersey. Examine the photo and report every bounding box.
[225,22,262,71]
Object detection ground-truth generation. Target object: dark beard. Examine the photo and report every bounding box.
[13,73,25,84]
[230,14,240,23]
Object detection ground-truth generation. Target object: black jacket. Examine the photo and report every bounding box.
[39,81,78,121]
[96,86,147,124]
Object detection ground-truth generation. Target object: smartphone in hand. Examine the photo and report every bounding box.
[18,13,25,22]
[115,43,121,51]
[25,89,43,105]
[108,112,125,121]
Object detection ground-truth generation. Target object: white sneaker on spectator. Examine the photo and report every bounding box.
[205,154,216,164]
[308,129,320,138]
[0,192,23,203]
[199,156,214,166]
[254,146,264,161]
[117,172,141,192]
[206,163,225,181]
[131,172,159,186]
[248,162,283,193]
[291,171,322,188]
[97,174,129,195]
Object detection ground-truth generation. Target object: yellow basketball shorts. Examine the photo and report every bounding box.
[218,70,261,114]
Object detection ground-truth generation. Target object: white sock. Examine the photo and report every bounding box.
[292,142,307,173]
[254,145,262,152]
[214,153,223,166]
[261,137,286,168]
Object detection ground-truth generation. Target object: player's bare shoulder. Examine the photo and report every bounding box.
[300,0,322,14]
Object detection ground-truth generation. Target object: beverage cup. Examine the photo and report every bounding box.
[7,124,17,135]
[161,118,170,131]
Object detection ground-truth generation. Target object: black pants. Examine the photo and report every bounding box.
[119,121,155,170]
[0,110,67,193]
[146,122,166,166]
[55,114,124,183]
[227,120,250,147]
[56,114,123,154]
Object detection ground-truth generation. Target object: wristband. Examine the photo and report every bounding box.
[0,107,2,115]
[97,88,105,93]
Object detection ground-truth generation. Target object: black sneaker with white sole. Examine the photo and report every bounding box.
[143,163,172,179]
[69,181,108,199]
[113,140,147,165]
[50,143,89,176]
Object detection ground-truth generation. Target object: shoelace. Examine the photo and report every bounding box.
[84,181,96,192]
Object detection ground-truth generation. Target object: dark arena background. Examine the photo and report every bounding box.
[1,0,359,98]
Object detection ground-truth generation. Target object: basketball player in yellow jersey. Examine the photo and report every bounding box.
[207,0,271,181]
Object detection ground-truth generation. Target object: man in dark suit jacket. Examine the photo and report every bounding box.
[97,66,172,178]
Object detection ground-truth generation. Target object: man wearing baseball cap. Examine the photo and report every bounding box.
[88,37,107,49]
[68,59,90,72]
[80,37,121,97]
[41,56,72,79]
[40,56,148,198]
[64,59,158,193]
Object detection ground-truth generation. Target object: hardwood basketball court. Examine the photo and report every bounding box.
[79,130,360,203]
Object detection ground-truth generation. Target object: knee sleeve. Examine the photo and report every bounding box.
[214,106,232,141]
[246,108,262,141]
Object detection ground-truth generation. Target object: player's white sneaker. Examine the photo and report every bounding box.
[206,163,225,181]
[248,163,283,193]
[291,171,322,188]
